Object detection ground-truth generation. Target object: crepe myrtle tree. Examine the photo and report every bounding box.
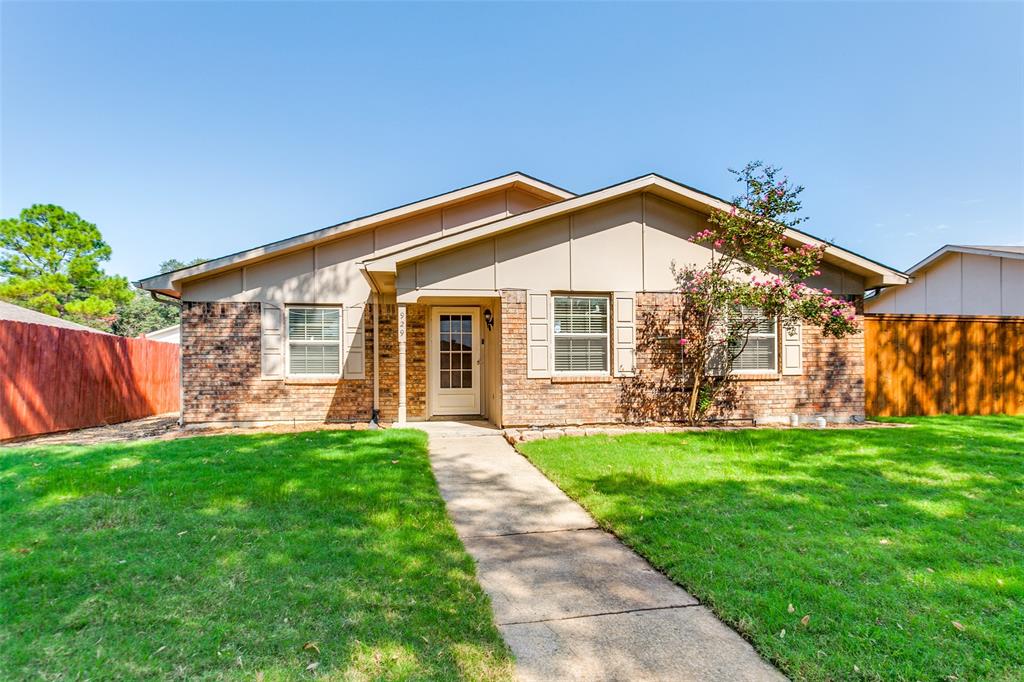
[674,162,858,422]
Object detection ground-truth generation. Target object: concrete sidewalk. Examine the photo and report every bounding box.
[417,422,785,682]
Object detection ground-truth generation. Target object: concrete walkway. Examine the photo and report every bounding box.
[415,421,785,682]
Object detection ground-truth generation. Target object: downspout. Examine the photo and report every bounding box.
[366,274,382,428]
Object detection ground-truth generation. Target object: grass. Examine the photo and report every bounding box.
[519,416,1024,682]
[0,429,513,681]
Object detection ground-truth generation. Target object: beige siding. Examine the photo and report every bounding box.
[925,254,963,313]
[866,251,1024,316]
[399,192,869,297]
[495,218,571,291]
[181,187,558,304]
[642,195,713,290]
[375,212,442,252]
[1003,259,1024,314]
[182,233,373,305]
[442,191,507,232]
[961,254,1001,315]
[805,262,865,296]
[570,196,644,291]
[415,240,495,291]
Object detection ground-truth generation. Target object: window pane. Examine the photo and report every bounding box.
[440,354,450,370]
[554,337,608,372]
[554,296,608,334]
[728,306,776,371]
[730,305,773,334]
[461,370,473,388]
[450,370,461,388]
[289,343,340,374]
[288,308,340,341]
[440,371,450,388]
[731,337,776,371]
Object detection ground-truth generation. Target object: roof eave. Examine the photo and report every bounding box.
[363,175,910,286]
[135,171,574,294]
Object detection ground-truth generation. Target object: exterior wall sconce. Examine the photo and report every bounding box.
[483,308,494,331]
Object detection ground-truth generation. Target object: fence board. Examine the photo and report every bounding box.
[0,321,180,440]
[865,314,1024,416]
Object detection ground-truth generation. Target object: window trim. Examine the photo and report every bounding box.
[727,308,779,375]
[550,293,611,376]
[284,304,343,379]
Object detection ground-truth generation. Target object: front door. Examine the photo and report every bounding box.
[431,307,481,416]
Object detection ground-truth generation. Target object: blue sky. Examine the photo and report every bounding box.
[2,1,1022,281]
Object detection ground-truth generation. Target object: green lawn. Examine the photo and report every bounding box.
[519,416,1024,682]
[0,429,513,681]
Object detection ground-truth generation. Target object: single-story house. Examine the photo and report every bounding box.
[137,172,909,428]
[865,244,1024,316]
[144,324,181,344]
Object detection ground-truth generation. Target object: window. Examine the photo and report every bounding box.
[728,306,777,372]
[553,295,609,373]
[287,307,341,375]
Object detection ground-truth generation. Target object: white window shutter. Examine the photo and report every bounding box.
[343,305,366,379]
[260,302,284,379]
[781,320,803,375]
[526,291,551,378]
[613,292,636,376]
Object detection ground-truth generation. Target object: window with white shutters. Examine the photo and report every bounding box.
[552,295,610,374]
[728,306,777,373]
[287,307,341,376]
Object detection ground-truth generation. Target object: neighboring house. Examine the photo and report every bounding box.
[145,324,181,344]
[865,245,1024,316]
[137,172,909,428]
[0,300,108,333]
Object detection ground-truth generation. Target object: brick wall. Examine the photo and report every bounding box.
[180,302,427,425]
[499,290,865,427]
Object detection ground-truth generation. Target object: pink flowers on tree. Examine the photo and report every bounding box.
[672,162,860,422]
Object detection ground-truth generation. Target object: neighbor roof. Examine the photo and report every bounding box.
[136,172,574,296]
[0,300,108,334]
[362,173,910,288]
[905,244,1024,275]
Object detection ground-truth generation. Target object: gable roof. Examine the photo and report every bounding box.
[135,171,574,296]
[362,173,910,288]
[905,244,1024,275]
[0,300,109,334]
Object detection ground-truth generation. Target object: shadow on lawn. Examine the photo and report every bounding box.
[531,417,1024,680]
[1,430,511,680]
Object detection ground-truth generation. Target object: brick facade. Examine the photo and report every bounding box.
[182,293,863,428]
[181,302,427,425]
[499,290,865,427]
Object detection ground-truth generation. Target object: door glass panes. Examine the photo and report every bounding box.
[439,314,473,389]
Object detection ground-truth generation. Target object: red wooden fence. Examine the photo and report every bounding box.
[0,321,180,440]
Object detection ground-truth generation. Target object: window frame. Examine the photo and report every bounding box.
[727,306,779,375]
[550,293,612,376]
[284,305,343,379]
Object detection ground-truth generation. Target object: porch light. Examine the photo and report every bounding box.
[484,308,494,330]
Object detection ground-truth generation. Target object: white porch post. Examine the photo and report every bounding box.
[397,304,408,424]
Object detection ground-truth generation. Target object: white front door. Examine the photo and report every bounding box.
[431,307,481,416]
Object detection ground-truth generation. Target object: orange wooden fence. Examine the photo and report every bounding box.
[864,314,1024,416]
[0,321,180,440]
